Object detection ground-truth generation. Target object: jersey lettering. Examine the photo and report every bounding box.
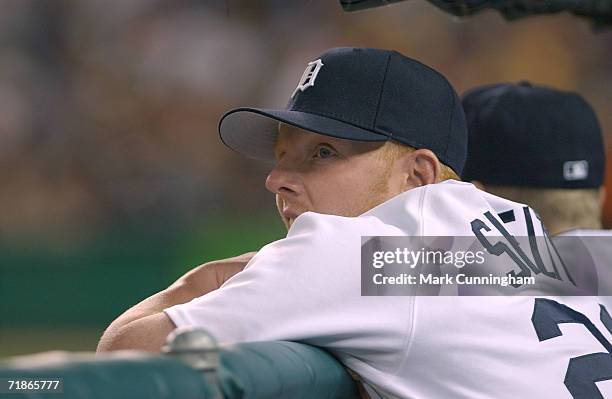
[470,207,575,287]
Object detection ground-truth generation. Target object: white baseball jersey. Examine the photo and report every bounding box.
[554,228,612,302]
[165,181,612,399]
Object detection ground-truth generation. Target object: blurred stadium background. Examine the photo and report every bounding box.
[0,0,611,357]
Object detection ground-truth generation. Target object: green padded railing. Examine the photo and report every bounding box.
[0,339,358,399]
[219,341,358,398]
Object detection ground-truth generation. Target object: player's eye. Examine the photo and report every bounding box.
[314,144,336,159]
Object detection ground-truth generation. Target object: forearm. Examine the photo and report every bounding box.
[97,253,253,353]
[107,280,199,328]
[97,312,175,353]
[97,281,198,353]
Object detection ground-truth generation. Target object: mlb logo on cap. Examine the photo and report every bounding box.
[564,160,589,181]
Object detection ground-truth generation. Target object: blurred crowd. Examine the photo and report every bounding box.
[0,0,610,244]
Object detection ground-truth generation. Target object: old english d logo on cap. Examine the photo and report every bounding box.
[292,59,324,98]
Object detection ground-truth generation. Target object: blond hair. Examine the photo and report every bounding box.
[483,185,603,234]
[380,140,460,182]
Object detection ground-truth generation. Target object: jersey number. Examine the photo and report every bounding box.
[532,298,612,398]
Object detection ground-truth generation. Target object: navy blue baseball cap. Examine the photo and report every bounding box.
[462,81,605,188]
[219,47,467,175]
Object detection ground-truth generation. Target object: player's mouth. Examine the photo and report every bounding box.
[276,195,307,228]
[281,203,310,228]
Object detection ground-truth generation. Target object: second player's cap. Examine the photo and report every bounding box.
[462,81,605,188]
[218,47,467,175]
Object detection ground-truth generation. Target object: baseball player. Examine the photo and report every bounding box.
[461,82,612,299]
[98,48,611,398]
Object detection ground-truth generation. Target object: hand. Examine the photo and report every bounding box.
[172,251,257,296]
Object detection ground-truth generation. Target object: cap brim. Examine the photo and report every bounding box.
[218,108,389,161]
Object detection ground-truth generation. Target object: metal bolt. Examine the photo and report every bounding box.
[162,327,220,372]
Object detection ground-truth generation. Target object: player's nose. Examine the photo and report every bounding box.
[265,163,301,196]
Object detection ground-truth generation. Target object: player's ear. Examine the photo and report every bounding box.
[409,149,440,187]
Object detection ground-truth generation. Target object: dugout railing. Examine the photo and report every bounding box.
[0,329,358,399]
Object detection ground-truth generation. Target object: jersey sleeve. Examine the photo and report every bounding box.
[164,212,413,363]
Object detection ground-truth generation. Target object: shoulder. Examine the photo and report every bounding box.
[288,211,404,239]
[424,180,529,211]
[245,212,403,274]
[377,180,539,236]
